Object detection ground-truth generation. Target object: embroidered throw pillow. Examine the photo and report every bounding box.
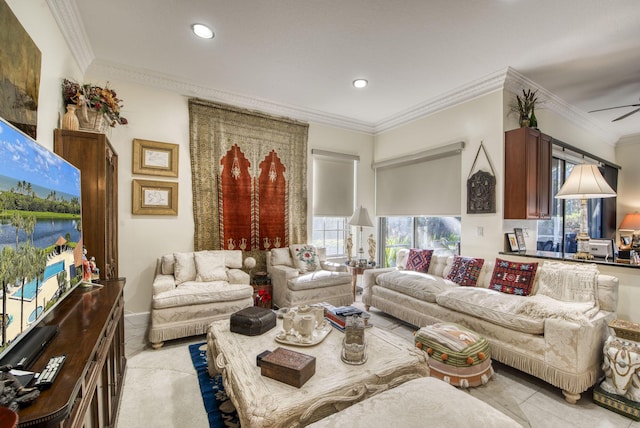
[406,249,434,273]
[446,256,485,287]
[173,252,197,285]
[290,245,319,273]
[535,261,598,303]
[489,258,538,296]
[194,251,228,282]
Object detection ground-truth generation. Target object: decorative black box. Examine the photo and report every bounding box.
[230,306,276,336]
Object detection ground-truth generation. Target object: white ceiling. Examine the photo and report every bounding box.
[51,0,640,141]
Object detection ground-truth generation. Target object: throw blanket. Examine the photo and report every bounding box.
[517,262,600,324]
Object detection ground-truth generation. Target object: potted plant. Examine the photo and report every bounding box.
[62,79,128,131]
[510,89,539,128]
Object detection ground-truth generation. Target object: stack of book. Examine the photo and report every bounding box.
[319,303,371,332]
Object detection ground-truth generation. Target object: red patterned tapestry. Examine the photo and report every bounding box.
[189,99,308,266]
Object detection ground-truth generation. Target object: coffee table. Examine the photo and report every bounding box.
[206,318,429,428]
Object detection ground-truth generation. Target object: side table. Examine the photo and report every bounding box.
[347,265,372,300]
[251,272,272,309]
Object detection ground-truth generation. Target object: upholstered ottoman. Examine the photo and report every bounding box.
[307,377,520,427]
[415,322,493,388]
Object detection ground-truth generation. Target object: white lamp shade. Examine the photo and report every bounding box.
[619,213,640,231]
[349,205,373,227]
[555,164,616,199]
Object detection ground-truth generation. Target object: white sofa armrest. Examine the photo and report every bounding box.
[362,267,395,290]
[269,264,300,307]
[320,261,347,272]
[228,268,250,285]
[152,274,176,295]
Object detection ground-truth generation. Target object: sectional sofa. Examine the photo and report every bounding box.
[362,249,619,403]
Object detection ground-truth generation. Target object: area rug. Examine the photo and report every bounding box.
[189,342,241,428]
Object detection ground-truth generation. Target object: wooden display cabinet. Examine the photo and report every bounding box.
[17,279,126,427]
[504,127,552,219]
[53,129,118,279]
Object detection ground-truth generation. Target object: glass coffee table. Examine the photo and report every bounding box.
[206,318,429,428]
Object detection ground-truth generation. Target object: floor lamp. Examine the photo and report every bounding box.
[555,164,616,260]
[349,205,373,266]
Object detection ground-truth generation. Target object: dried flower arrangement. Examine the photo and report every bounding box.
[62,79,128,127]
[509,89,539,128]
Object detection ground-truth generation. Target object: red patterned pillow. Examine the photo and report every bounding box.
[489,258,538,296]
[446,256,484,287]
[406,249,434,272]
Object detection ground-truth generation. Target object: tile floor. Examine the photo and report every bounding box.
[120,298,640,428]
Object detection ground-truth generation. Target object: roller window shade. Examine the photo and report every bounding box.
[312,152,357,217]
[375,152,462,216]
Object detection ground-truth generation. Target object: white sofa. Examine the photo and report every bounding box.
[267,245,354,308]
[149,250,254,348]
[363,249,619,403]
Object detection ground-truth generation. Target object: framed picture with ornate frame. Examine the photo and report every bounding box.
[132,179,178,215]
[513,228,526,252]
[132,139,179,177]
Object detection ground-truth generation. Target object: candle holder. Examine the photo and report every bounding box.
[341,315,367,365]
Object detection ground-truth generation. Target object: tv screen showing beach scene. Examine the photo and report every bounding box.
[0,116,83,352]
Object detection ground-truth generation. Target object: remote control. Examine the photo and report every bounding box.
[33,355,66,390]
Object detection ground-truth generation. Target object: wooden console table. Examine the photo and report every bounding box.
[17,279,126,428]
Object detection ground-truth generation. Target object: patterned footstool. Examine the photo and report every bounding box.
[415,322,493,388]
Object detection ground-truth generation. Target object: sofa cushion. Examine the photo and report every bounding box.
[220,250,243,269]
[194,251,228,282]
[290,244,320,273]
[161,254,175,275]
[406,249,434,272]
[536,261,598,304]
[288,270,352,291]
[376,270,456,303]
[152,281,253,309]
[174,252,197,285]
[446,256,484,287]
[436,287,544,335]
[488,258,538,296]
[271,248,293,267]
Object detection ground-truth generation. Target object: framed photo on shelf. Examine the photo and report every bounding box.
[132,179,178,215]
[506,233,519,252]
[513,228,526,252]
[132,139,179,177]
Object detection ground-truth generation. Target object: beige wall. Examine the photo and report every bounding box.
[374,91,505,260]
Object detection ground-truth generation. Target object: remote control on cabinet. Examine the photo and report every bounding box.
[33,355,66,390]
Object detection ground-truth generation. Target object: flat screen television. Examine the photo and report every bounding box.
[0,116,83,369]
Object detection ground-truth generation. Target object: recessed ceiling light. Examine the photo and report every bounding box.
[353,79,368,89]
[192,23,214,39]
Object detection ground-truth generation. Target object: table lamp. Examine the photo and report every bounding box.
[619,212,640,250]
[555,164,616,259]
[349,205,373,265]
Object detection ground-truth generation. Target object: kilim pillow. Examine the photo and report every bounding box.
[488,258,538,296]
[406,249,434,273]
[446,256,484,287]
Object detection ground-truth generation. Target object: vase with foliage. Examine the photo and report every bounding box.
[510,89,539,128]
[62,79,128,131]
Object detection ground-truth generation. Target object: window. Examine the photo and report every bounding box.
[311,149,358,258]
[312,217,348,257]
[379,216,461,267]
[537,152,617,254]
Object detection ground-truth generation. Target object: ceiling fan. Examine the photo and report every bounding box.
[589,98,640,122]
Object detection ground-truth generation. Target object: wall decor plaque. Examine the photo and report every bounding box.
[467,142,496,214]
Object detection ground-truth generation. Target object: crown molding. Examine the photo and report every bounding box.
[47,0,94,72]
[88,60,377,134]
[374,69,509,134]
[503,67,619,145]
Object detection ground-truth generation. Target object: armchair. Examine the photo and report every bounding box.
[267,245,354,308]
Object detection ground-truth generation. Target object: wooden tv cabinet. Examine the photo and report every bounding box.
[17,279,126,428]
